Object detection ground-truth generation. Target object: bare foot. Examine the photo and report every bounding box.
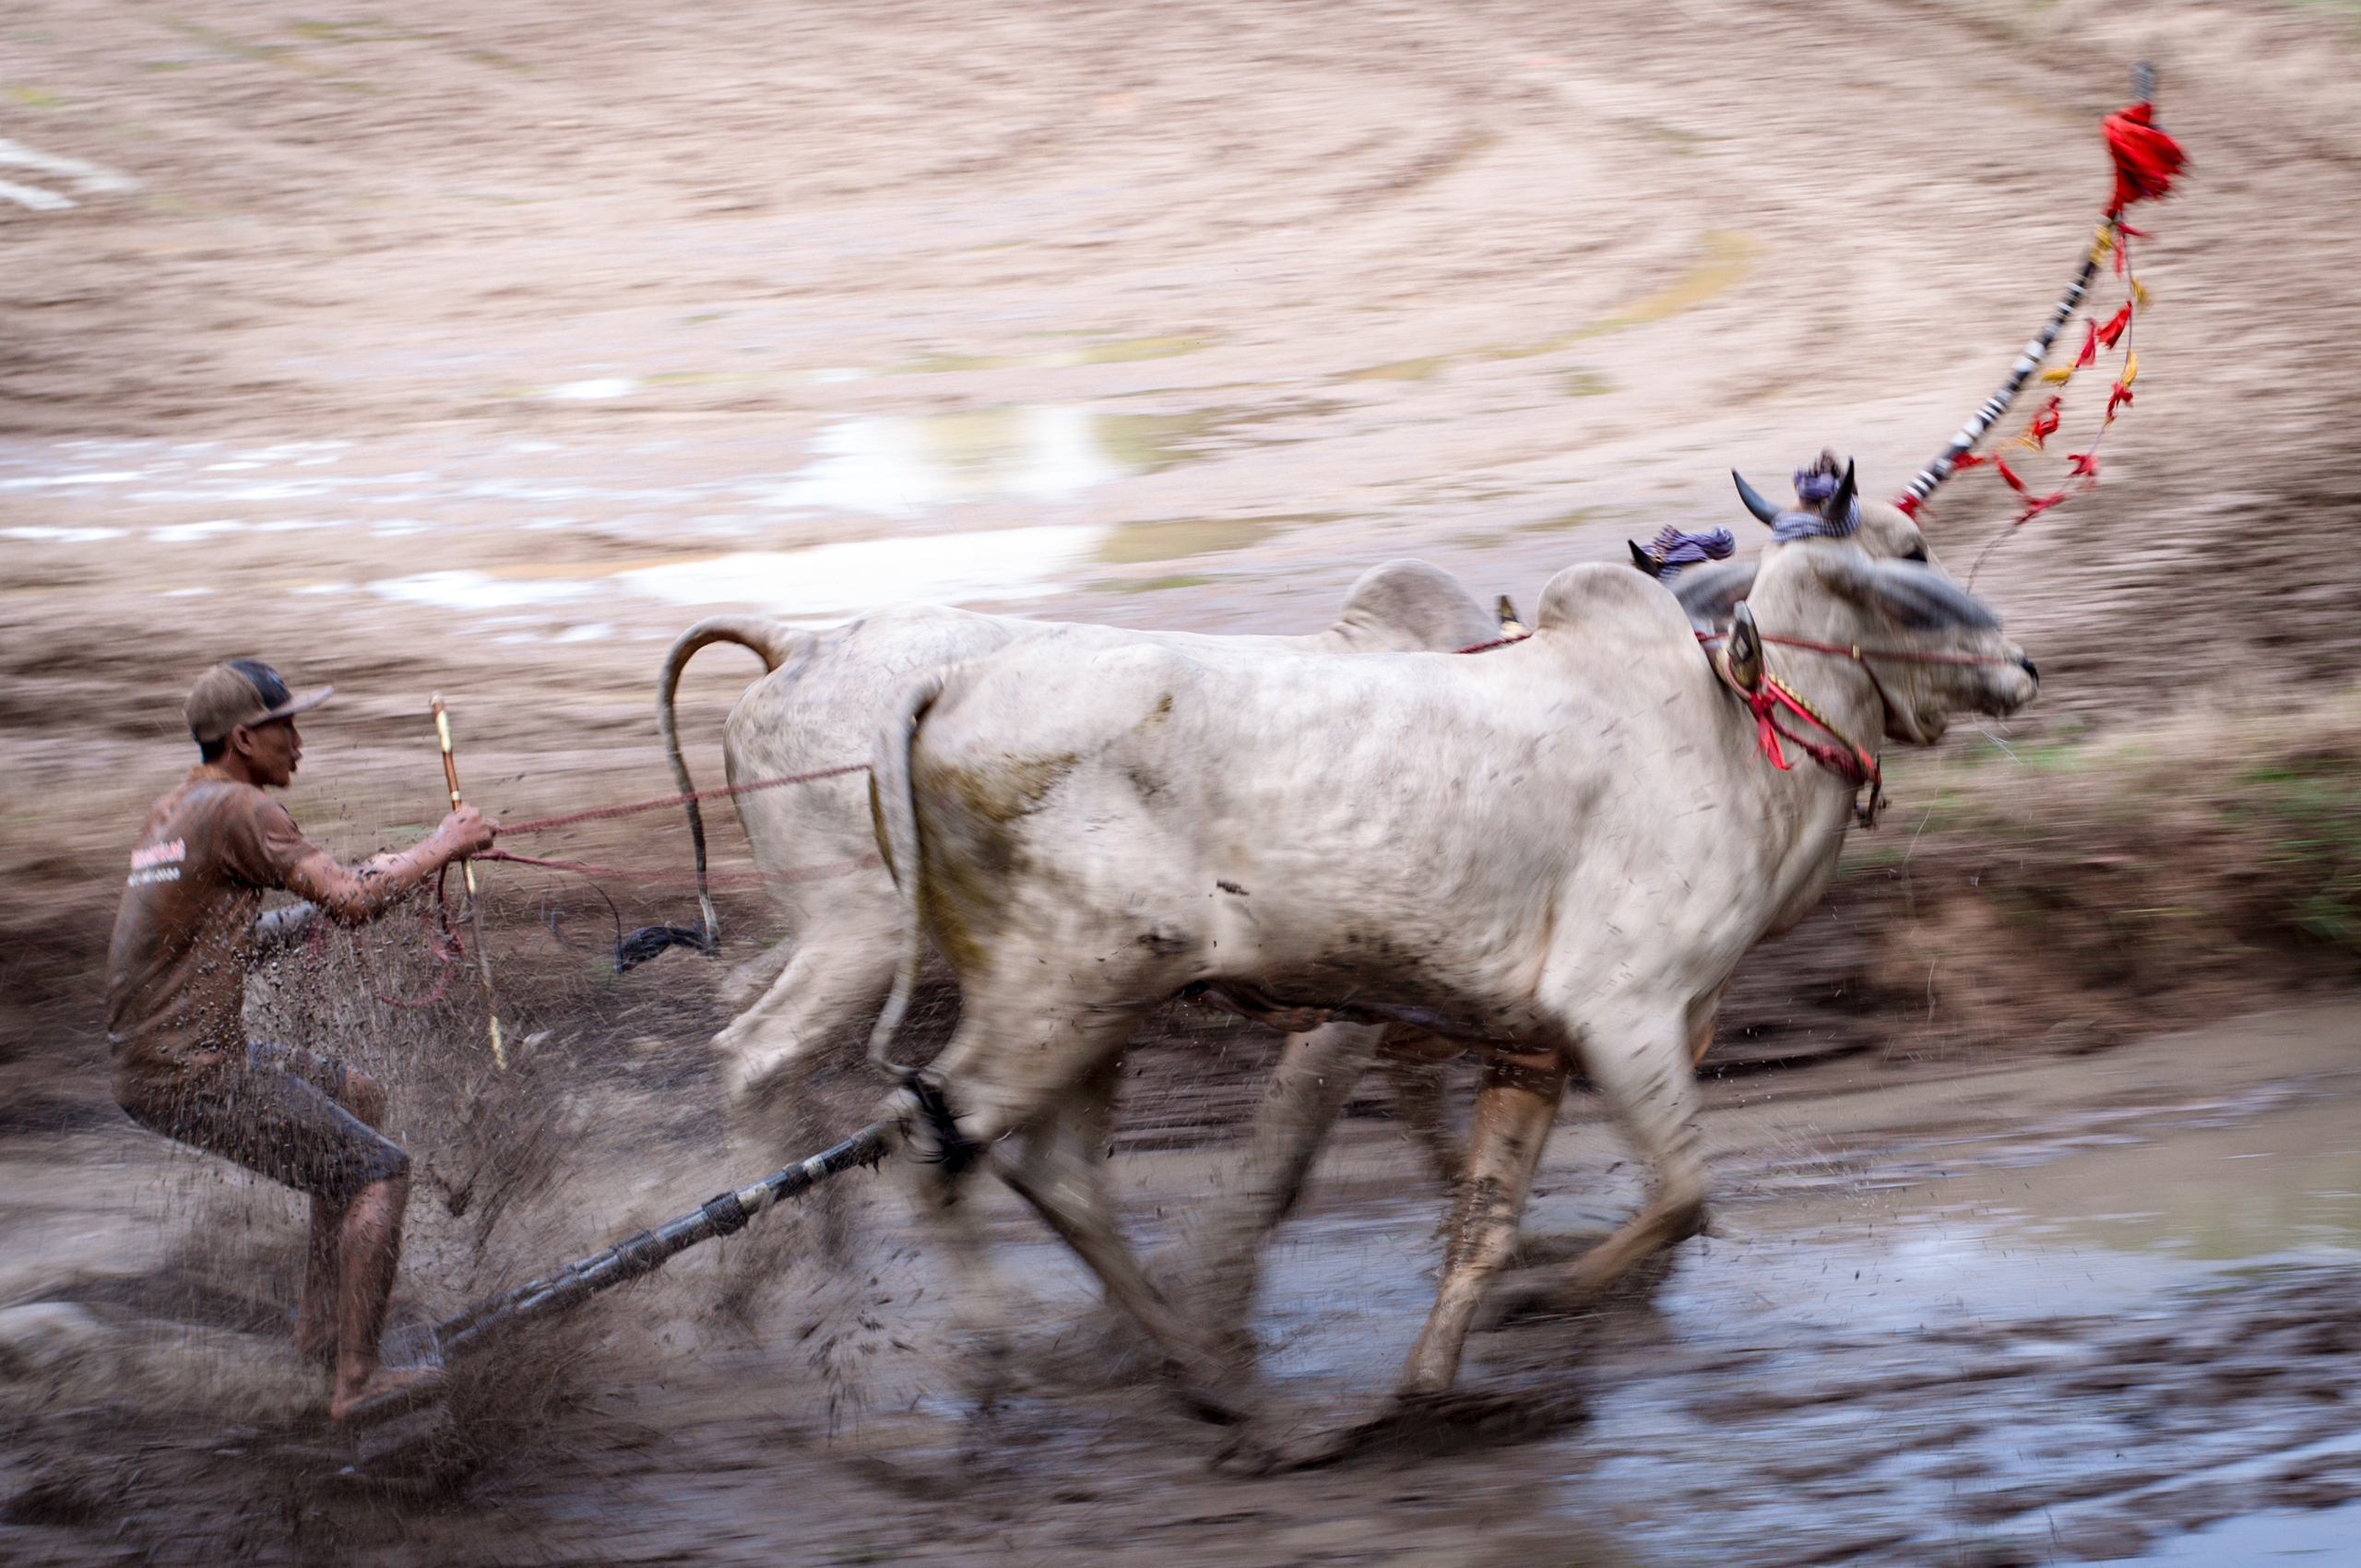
[331,1363,447,1425]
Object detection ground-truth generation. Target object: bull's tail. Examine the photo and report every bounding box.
[657,616,800,941]
[865,669,949,1083]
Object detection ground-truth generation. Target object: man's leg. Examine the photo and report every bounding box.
[296,1197,339,1362]
[291,1063,386,1363]
[207,1046,440,1420]
[328,1170,436,1422]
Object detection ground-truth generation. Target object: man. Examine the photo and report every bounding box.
[106,659,495,1423]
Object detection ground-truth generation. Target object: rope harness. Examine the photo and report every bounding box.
[1692,627,2028,827]
[1703,633,1884,826]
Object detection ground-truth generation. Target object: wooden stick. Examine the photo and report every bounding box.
[432,695,505,1070]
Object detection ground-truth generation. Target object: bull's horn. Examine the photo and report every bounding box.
[1733,469,1782,527]
[1824,459,1857,530]
[1629,540,1658,575]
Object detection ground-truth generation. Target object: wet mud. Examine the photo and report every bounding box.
[6,1004,2360,1565]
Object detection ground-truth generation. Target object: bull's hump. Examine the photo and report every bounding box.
[1534,561,1690,636]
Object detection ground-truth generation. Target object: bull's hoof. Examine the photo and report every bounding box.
[1477,1243,1682,1330]
[1159,1337,1260,1428]
[1247,1387,1583,1470]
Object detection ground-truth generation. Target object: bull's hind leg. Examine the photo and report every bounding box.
[716,886,905,1160]
[991,1051,1242,1417]
[907,998,1189,1408]
[1488,1000,1706,1323]
[1397,1051,1568,1396]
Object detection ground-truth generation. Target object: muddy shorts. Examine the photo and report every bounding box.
[119,1041,409,1206]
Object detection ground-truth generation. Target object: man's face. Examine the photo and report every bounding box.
[232,718,302,788]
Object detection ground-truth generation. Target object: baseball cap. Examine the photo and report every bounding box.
[184,659,334,745]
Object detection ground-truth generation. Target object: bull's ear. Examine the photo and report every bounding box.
[1628,540,1658,576]
[1813,552,2001,633]
[1670,557,1759,633]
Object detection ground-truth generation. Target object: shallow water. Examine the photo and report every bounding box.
[1184,1026,2361,1567]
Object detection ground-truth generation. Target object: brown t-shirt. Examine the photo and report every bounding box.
[105,766,321,1099]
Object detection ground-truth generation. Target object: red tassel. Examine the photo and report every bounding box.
[2067,451,2101,479]
[2102,101,2186,217]
[1950,451,1988,471]
[2024,396,2062,448]
[2014,490,2069,526]
[2106,379,2135,422]
[2094,303,2133,350]
[1992,452,2032,497]
[2074,320,2099,369]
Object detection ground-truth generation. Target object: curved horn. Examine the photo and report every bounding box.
[1733,469,1781,527]
[1825,459,1857,531]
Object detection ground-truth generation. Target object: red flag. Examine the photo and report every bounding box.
[2067,451,2101,479]
[2024,396,2062,448]
[2074,319,2100,369]
[2106,379,2135,422]
[2101,101,2186,217]
[2094,303,2133,350]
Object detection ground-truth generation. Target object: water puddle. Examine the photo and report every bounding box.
[884,335,1213,376]
[615,524,1108,617]
[1213,1048,2361,1567]
[1336,230,1752,382]
[1094,513,1333,565]
[363,499,1308,625]
[516,337,1213,401]
[752,406,1209,517]
[0,135,140,211]
[2124,1498,2361,1563]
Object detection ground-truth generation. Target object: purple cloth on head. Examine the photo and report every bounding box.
[1647,525,1736,579]
[1772,467,1860,540]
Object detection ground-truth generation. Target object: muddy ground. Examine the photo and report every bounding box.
[5,0,2361,1562]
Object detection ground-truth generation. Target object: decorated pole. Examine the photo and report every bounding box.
[1894,247,2106,513]
[432,695,506,1070]
[430,1121,892,1357]
[1895,63,2184,520]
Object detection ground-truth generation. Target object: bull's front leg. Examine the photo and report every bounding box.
[1396,1050,1568,1396]
[1487,1002,1707,1323]
[1166,1020,1387,1369]
[1374,1026,1466,1187]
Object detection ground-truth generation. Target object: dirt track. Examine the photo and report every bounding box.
[6,1,2361,1562]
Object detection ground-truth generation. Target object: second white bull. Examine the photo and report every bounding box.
[867,466,2037,1419]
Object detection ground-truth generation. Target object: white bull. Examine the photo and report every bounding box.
[654,560,1501,1157]
[868,470,2036,1422]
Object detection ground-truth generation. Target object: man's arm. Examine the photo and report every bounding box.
[282,806,496,926]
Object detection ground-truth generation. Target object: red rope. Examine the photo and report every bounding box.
[479,847,881,885]
[1453,632,1532,655]
[493,762,868,837]
[1696,629,2018,670]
